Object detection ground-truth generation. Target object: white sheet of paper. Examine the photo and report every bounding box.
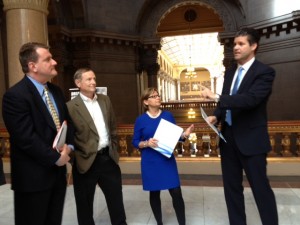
[200,107,227,143]
[152,118,183,158]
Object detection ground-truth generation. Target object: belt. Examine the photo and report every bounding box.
[97,146,109,155]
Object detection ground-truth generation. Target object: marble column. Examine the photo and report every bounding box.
[161,79,165,102]
[177,80,180,100]
[3,0,49,87]
[157,74,161,96]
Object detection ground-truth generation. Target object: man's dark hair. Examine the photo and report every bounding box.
[19,42,49,73]
[235,27,260,52]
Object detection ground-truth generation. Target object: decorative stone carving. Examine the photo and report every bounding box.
[281,133,293,157]
[119,136,128,157]
[296,133,300,156]
[268,134,279,157]
[3,0,49,14]
[209,134,218,157]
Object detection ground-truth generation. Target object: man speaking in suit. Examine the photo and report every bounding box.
[2,42,73,225]
[200,28,278,225]
[67,68,127,225]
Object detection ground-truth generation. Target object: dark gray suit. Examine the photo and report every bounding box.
[214,60,278,225]
[67,93,126,225]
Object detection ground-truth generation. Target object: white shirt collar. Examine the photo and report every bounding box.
[79,92,97,102]
[238,57,255,72]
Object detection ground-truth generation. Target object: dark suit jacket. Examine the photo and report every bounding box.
[2,76,72,192]
[215,59,275,156]
[67,94,119,174]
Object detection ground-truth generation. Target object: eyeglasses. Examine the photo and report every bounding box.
[148,94,160,99]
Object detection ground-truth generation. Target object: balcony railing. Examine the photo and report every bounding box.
[1,101,300,159]
[1,121,300,159]
[116,121,300,158]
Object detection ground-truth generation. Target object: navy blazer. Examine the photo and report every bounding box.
[2,76,73,192]
[214,60,275,156]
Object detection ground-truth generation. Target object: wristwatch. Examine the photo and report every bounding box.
[143,141,148,148]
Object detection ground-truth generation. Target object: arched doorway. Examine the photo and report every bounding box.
[141,2,238,102]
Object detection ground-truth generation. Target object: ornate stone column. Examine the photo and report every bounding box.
[3,0,49,87]
[218,32,235,69]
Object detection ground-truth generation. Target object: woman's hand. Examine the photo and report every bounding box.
[147,138,158,148]
[184,124,194,137]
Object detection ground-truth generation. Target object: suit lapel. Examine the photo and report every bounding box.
[73,95,98,135]
[24,77,57,131]
[237,60,257,93]
[224,66,237,95]
[97,95,108,127]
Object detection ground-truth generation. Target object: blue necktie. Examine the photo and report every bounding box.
[225,67,244,126]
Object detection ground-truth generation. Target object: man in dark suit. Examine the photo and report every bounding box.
[200,28,278,225]
[2,42,73,225]
[67,68,127,225]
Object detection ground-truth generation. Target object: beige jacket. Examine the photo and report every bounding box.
[67,94,119,174]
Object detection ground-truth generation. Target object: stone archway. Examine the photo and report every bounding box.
[136,0,245,95]
[138,0,245,38]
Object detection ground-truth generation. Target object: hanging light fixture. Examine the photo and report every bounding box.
[187,108,196,119]
[184,8,197,80]
[185,45,197,79]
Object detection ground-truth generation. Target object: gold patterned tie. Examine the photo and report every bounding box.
[44,86,61,130]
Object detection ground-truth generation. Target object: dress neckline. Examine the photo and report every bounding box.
[146,109,162,119]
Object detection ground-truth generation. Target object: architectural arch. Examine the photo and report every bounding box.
[137,0,245,38]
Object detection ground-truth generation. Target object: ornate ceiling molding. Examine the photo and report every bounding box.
[48,26,161,50]
[219,11,300,46]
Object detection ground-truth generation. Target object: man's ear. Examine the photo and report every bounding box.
[74,79,81,88]
[28,62,37,72]
[251,43,258,52]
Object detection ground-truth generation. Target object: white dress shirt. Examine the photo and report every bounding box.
[80,93,109,150]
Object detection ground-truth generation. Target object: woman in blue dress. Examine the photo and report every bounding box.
[132,87,194,225]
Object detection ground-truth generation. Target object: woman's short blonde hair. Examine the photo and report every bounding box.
[141,87,159,111]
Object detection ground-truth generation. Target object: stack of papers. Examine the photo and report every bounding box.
[152,118,183,158]
[200,107,226,143]
[52,120,68,152]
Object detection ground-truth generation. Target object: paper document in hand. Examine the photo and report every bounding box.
[152,118,183,158]
[52,120,68,151]
[200,107,227,143]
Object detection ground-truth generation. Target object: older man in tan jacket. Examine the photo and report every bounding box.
[67,68,127,225]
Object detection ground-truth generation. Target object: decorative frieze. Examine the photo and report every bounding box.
[219,10,300,46]
[48,26,160,50]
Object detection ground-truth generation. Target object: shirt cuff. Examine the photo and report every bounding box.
[68,144,74,151]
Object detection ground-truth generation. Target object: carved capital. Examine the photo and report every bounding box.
[3,0,49,14]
